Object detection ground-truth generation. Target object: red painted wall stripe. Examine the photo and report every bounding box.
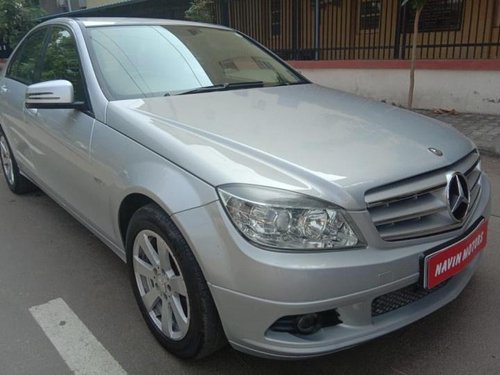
[288,59,500,71]
[2,58,499,71]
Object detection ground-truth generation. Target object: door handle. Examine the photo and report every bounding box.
[0,85,7,94]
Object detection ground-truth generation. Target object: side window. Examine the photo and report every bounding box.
[7,29,47,85]
[40,27,85,102]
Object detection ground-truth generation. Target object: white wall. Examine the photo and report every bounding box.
[299,68,500,115]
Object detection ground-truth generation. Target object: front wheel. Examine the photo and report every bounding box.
[0,127,36,194]
[126,203,225,359]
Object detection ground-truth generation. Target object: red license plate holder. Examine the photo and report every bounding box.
[423,219,488,289]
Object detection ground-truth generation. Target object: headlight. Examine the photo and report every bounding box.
[218,185,364,250]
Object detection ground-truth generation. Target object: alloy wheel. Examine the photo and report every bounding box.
[132,229,190,341]
[0,135,14,186]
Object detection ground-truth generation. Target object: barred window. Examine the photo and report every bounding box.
[271,0,281,36]
[405,0,464,32]
[360,0,381,30]
[310,0,342,6]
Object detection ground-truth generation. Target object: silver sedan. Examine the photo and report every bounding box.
[0,17,491,359]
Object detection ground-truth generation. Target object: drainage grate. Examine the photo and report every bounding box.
[372,282,447,317]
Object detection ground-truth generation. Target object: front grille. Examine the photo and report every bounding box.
[365,151,482,241]
[371,282,447,317]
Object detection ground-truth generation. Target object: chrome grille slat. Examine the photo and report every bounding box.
[464,158,480,176]
[461,153,481,174]
[469,184,481,211]
[467,169,481,190]
[377,212,461,241]
[370,193,447,226]
[366,151,482,241]
[366,179,446,207]
[366,185,445,209]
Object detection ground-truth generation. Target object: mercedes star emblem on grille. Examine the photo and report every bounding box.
[446,172,470,222]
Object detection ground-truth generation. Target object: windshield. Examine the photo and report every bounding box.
[86,24,307,100]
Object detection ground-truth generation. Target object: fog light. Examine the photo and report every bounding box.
[295,313,319,334]
[268,309,341,335]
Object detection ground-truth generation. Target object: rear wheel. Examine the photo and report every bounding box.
[126,203,225,359]
[0,127,36,194]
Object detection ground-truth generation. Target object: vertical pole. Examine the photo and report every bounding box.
[394,2,402,58]
[291,0,297,59]
[400,4,408,59]
[224,0,230,27]
[314,0,320,60]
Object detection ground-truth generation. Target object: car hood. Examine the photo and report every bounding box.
[106,84,475,210]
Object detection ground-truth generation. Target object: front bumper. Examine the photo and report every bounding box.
[172,174,491,359]
[211,252,483,359]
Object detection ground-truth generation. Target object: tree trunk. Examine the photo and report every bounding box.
[408,7,422,109]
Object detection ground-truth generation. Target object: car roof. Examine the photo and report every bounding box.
[42,17,230,30]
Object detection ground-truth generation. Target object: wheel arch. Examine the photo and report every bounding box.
[118,192,165,248]
[0,121,7,137]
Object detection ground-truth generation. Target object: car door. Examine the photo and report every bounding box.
[0,28,48,174]
[23,25,98,222]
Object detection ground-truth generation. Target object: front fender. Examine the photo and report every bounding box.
[90,120,218,250]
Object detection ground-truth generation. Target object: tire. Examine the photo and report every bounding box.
[126,203,226,359]
[0,127,37,194]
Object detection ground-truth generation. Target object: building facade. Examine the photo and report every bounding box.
[212,0,500,60]
[86,0,121,7]
[40,0,190,21]
[39,0,88,15]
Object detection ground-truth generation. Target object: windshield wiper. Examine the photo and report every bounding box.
[173,81,264,96]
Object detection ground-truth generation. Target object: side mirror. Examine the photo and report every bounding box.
[25,80,84,110]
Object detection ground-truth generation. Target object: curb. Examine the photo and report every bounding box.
[478,142,500,158]
[478,148,500,158]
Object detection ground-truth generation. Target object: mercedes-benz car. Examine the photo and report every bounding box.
[0,18,490,359]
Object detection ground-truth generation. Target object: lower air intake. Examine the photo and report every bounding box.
[372,281,448,317]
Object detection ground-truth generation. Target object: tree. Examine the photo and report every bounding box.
[402,0,427,109]
[0,0,44,50]
[185,0,214,23]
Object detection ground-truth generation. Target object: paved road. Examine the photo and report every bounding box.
[0,156,499,375]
